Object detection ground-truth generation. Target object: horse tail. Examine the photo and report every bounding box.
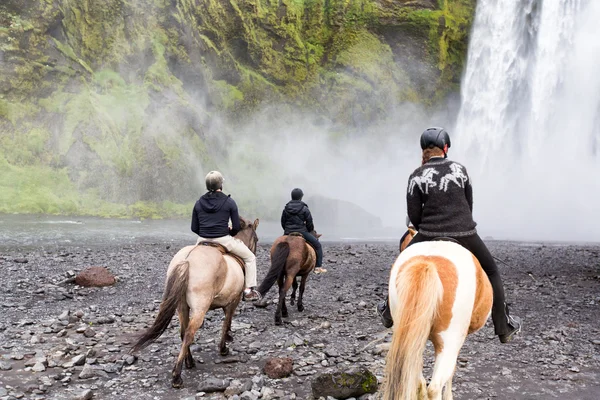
[132,260,190,352]
[257,242,290,295]
[383,258,443,400]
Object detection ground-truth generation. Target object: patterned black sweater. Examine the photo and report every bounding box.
[406,157,477,237]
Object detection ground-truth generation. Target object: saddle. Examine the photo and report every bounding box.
[432,236,462,246]
[198,241,245,272]
[288,232,319,253]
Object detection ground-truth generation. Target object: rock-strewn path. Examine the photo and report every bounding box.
[1,241,599,399]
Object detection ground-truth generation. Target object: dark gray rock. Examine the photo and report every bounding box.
[311,367,378,399]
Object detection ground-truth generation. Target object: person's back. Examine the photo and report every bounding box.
[193,191,239,238]
[407,158,476,237]
[191,171,261,301]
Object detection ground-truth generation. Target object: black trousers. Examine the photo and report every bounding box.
[300,232,323,267]
[407,233,511,335]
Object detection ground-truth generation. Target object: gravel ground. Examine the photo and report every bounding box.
[1,240,599,400]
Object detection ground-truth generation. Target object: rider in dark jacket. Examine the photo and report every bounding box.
[281,188,324,272]
[377,127,522,344]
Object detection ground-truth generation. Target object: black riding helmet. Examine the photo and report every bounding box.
[291,188,304,200]
[420,127,451,157]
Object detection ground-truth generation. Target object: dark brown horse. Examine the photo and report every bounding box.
[131,218,259,388]
[254,232,321,325]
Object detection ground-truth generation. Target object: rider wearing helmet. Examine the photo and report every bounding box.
[377,128,522,343]
[191,171,261,301]
[281,188,324,273]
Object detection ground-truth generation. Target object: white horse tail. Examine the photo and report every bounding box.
[383,258,444,400]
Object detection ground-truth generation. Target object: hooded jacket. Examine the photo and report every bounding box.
[191,191,241,238]
[281,200,314,234]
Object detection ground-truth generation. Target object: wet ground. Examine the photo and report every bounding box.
[1,238,599,399]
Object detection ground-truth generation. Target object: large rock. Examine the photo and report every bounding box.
[75,267,116,287]
[311,367,378,399]
[263,357,293,379]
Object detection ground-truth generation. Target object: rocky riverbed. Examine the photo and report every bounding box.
[1,240,599,399]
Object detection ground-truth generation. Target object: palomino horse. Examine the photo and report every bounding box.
[254,231,321,325]
[383,233,493,400]
[132,218,259,388]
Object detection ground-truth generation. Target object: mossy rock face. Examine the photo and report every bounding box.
[0,0,476,217]
[311,366,378,399]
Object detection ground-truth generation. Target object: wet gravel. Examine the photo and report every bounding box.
[1,240,599,399]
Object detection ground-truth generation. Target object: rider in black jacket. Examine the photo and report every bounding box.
[281,188,324,272]
[377,127,522,344]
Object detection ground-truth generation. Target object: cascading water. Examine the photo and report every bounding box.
[454,0,600,241]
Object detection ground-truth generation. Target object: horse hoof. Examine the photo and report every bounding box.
[254,299,269,308]
[275,319,282,326]
[220,347,229,356]
[298,305,304,312]
[172,377,183,388]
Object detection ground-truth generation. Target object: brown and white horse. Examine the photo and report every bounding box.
[383,236,493,400]
[132,218,259,388]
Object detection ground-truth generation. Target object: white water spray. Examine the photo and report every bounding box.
[455,0,600,241]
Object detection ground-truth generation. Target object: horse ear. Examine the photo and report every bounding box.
[253,218,260,230]
[239,218,247,228]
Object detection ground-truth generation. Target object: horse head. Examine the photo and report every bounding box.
[236,217,260,253]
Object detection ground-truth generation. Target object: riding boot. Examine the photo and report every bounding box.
[498,303,522,343]
[376,298,394,328]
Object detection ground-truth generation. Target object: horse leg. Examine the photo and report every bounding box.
[443,378,454,400]
[275,276,285,325]
[219,299,240,356]
[290,278,298,306]
[427,337,463,400]
[281,274,294,319]
[172,309,205,388]
[177,304,195,370]
[297,274,308,312]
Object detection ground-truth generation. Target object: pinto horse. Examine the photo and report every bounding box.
[132,218,259,388]
[383,231,493,400]
[254,231,321,325]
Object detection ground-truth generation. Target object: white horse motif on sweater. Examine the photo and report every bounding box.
[409,168,439,195]
[439,163,468,192]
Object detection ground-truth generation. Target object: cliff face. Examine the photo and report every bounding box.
[0,0,476,218]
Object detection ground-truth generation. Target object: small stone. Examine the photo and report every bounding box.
[79,364,109,379]
[74,389,93,400]
[0,361,13,370]
[83,327,96,338]
[75,267,116,287]
[121,316,135,323]
[320,321,331,329]
[197,377,230,393]
[32,362,46,372]
[569,366,580,373]
[263,357,293,379]
[311,367,378,399]
[124,355,137,365]
[72,354,87,366]
[502,367,512,376]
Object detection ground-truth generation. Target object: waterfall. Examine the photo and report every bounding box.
[454,0,600,241]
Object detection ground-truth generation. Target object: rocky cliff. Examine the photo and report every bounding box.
[0,0,476,218]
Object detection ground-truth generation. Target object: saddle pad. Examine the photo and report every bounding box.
[198,241,245,271]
